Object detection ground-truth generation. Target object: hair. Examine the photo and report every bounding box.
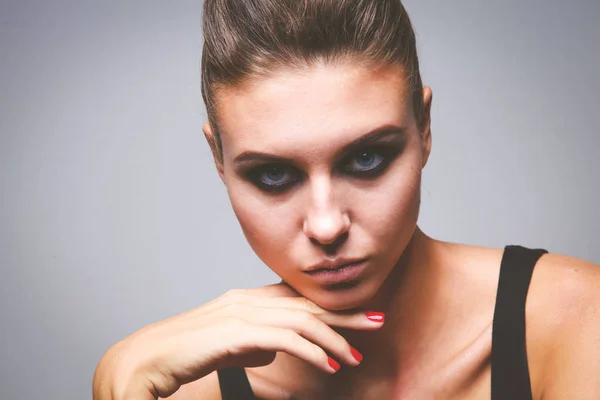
[201,0,424,162]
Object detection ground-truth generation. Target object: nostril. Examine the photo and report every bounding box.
[312,231,348,254]
[303,210,350,248]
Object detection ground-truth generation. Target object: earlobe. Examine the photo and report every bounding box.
[421,86,433,168]
[202,122,225,180]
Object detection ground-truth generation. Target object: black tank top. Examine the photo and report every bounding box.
[217,245,548,399]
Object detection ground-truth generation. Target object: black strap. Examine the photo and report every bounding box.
[491,245,548,400]
[217,367,257,399]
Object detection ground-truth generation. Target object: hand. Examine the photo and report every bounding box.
[93,283,385,399]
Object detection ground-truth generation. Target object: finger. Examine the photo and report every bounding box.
[247,282,301,298]
[199,284,299,315]
[243,297,385,330]
[227,322,341,374]
[227,305,362,367]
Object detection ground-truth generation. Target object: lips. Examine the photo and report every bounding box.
[305,258,368,273]
[303,259,369,285]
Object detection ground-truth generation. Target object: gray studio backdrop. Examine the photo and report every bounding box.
[1,0,598,399]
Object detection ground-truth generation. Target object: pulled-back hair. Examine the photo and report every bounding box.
[201,0,424,161]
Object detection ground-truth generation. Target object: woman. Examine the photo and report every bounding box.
[93,0,600,399]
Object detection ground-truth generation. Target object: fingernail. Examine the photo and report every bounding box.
[328,357,341,372]
[366,312,385,323]
[350,347,363,363]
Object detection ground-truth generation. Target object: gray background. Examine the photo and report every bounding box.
[1,0,598,398]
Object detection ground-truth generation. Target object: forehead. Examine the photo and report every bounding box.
[216,63,413,159]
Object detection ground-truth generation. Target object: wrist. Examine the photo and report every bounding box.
[93,343,157,400]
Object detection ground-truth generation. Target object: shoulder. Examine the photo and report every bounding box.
[526,252,600,399]
[528,252,600,331]
[529,252,600,324]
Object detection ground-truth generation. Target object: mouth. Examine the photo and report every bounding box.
[304,258,369,285]
[305,257,368,272]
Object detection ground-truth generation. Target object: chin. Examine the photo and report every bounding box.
[304,280,380,311]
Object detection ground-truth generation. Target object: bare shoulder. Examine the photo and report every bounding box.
[526,252,600,399]
[530,252,600,315]
[447,242,600,398]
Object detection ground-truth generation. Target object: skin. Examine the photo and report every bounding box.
[92,62,600,399]
[199,62,600,398]
[212,63,428,313]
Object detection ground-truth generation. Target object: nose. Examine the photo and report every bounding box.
[302,177,350,248]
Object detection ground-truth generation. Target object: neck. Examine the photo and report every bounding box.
[340,227,445,362]
[363,226,430,312]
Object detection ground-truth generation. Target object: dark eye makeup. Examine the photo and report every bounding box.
[246,163,303,193]
[240,143,404,194]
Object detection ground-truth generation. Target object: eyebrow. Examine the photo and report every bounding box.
[233,125,407,165]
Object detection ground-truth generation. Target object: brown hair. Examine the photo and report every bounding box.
[201,0,424,162]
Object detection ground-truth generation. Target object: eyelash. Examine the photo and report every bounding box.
[244,145,401,194]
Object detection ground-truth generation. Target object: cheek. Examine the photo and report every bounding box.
[351,161,422,241]
[227,186,297,265]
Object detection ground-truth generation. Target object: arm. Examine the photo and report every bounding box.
[91,284,382,399]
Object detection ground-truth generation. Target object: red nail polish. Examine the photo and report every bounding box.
[350,347,363,363]
[366,312,385,323]
[328,357,340,372]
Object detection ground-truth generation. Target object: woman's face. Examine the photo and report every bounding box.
[204,63,432,311]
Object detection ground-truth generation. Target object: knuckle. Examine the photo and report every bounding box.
[296,297,317,311]
[221,289,250,305]
[316,347,330,363]
[336,331,350,346]
[282,329,299,344]
[221,302,244,315]
[222,316,246,331]
[296,309,316,324]
[342,339,352,353]
[293,310,319,334]
[305,300,323,315]
[326,329,348,350]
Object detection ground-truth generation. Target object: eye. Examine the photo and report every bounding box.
[343,148,387,174]
[248,164,301,192]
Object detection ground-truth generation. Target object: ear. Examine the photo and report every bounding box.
[420,86,433,169]
[202,122,225,181]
